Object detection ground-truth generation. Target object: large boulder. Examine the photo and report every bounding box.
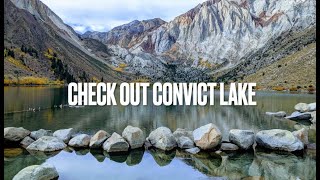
[176,136,194,149]
[30,129,52,140]
[193,123,222,150]
[103,133,129,152]
[255,129,304,152]
[53,128,74,143]
[147,127,177,151]
[20,136,35,148]
[26,136,67,152]
[68,134,91,148]
[122,126,145,149]
[4,127,30,142]
[229,129,255,149]
[308,103,316,111]
[292,128,308,145]
[13,163,59,180]
[265,111,286,117]
[89,130,110,148]
[173,128,194,141]
[294,103,309,112]
[285,111,311,121]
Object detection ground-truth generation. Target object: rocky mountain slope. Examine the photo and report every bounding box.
[4,0,316,85]
[83,18,166,48]
[82,0,316,83]
[242,43,316,90]
[4,0,132,84]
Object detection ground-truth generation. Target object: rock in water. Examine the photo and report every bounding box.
[176,136,195,149]
[26,136,67,152]
[30,129,52,140]
[229,129,255,150]
[294,103,309,112]
[193,123,222,150]
[285,111,311,121]
[103,133,129,152]
[147,127,177,151]
[13,163,59,180]
[255,129,304,152]
[292,128,309,145]
[220,142,239,151]
[185,147,200,154]
[122,126,145,149]
[53,128,74,143]
[20,136,35,148]
[265,111,286,117]
[68,134,91,148]
[308,103,316,111]
[89,130,110,148]
[4,127,30,142]
[173,128,194,141]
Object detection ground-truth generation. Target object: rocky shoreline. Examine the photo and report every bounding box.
[4,103,316,179]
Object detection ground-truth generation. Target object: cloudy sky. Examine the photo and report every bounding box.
[41,0,207,34]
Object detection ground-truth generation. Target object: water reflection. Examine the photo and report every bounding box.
[4,146,316,180]
[4,87,315,141]
[3,87,316,179]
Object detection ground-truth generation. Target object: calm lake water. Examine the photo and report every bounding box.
[4,87,317,180]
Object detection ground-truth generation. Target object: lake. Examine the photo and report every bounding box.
[4,87,317,180]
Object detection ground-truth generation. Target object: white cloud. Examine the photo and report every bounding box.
[40,0,207,33]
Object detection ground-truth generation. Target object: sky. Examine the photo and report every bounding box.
[41,0,207,34]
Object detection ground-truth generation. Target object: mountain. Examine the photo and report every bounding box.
[4,0,131,84]
[83,18,166,48]
[4,0,316,86]
[82,0,315,84]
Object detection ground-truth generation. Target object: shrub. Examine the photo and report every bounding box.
[289,87,298,91]
[272,86,286,91]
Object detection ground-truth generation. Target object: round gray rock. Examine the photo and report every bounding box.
[256,129,304,152]
[26,136,67,152]
[4,127,30,142]
[294,103,309,112]
[176,136,194,149]
[103,132,129,152]
[229,129,255,149]
[122,126,145,149]
[20,136,35,148]
[147,127,177,151]
[13,163,59,180]
[30,129,52,140]
[89,130,110,148]
[68,134,91,148]
[53,128,74,143]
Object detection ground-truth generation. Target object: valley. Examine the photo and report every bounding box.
[4,0,316,91]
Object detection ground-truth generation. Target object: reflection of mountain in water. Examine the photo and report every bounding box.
[4,147,316,180]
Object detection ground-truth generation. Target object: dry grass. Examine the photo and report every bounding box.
[242,43,316,90]
[272,86,286,91]
[4,75,63,86]
[133,77,150,83]
[5,56,31,71]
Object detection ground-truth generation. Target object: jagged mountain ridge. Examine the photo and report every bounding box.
[81,0,315,82]
[4,0,132,83]
[4,0,316,84]
[83,18,166,49]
